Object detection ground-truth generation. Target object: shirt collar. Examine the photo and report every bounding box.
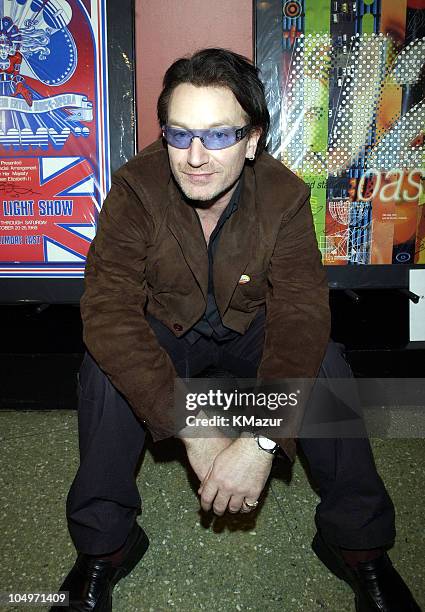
[221,176,242,220]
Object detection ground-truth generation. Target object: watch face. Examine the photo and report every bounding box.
[257,436,277,450]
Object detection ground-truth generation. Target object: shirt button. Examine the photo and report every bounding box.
[173,323,183,331]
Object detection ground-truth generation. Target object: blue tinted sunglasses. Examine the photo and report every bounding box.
[162,124,251,150]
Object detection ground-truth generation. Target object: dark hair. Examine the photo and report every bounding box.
[157,48,270,156]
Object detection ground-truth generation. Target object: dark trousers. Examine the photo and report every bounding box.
[66,311,395,555]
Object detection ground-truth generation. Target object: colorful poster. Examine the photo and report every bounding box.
[256,0,425,266]
[0,0,109,278]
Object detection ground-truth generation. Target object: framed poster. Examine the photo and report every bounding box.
[255,0,425,289]
[0,0,136,302]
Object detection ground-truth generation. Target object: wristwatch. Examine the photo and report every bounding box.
[254,434,279,455]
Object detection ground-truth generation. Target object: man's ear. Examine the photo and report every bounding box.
[245,128,262,160]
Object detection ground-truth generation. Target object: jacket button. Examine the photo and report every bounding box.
[173,323,183,331]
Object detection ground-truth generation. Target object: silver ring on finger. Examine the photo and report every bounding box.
[242,498,259,509]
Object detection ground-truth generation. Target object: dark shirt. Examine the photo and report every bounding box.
[184,180,242,345]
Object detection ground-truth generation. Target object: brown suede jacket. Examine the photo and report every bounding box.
[80,139,330,460]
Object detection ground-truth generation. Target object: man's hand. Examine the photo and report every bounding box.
[14,81,33,106]
[182,435,234,482]
[177,411,233,482]
[198,436,273,515]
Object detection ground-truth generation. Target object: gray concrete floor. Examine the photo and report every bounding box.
[0,411,424,612]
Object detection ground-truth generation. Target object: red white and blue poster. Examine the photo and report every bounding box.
[0,0,109,278]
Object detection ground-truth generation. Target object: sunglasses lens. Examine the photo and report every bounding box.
[164,129,192,149]
[163,126,248,150]
[203,129,235,149]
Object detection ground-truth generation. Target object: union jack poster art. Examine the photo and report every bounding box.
[0,0,109,278]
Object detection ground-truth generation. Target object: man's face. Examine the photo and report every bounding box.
[0,38,12,60]
[166,84,260,204]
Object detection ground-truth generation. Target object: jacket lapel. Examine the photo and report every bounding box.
[213,166,258,315]
[166,178,209,299]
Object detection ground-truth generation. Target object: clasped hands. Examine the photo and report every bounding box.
[179,413,273,516]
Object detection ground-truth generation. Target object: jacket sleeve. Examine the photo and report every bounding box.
[257,188,331,447]
[80,177,180,441]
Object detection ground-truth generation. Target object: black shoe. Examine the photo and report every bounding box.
[49,523,149,611]
[312,531,422,612]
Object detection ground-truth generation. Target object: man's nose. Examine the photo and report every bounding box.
[187,137,209,167]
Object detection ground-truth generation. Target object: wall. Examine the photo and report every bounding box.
[135,0,253,150]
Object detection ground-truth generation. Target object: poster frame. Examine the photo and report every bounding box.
[0,0,137,304]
